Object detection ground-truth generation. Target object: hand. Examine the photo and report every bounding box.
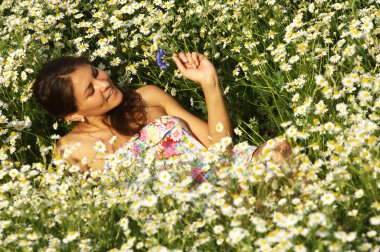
[172,52,218,87]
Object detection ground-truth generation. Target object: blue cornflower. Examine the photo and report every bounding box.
[156,49,168,69]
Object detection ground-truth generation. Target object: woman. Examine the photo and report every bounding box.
[33,52,291,172]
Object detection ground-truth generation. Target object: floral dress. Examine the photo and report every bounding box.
[104,115,257,177]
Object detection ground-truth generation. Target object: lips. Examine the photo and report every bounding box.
[106,87,113,102]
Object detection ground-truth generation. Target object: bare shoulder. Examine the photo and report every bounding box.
[136,84,196,118]
[56,131,92,160]
[136,85,168,106]
[136,85,171,120]
[56,131,82,151]
[56,131,102,171]
[136,84,164,95]
[56,134,76,157]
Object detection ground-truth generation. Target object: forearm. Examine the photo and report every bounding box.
[171,52,233,145]
[201,77,233,145]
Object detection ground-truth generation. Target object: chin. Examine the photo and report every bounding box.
[112,89,123,106]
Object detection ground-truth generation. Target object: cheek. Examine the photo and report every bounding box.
[86,95,105,108]
[114,90,124,104]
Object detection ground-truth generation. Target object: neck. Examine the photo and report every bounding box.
[77,115,112,132]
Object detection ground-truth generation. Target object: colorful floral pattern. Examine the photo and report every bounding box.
[105,115,257,172]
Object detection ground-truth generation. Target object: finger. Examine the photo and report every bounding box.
[186,52,197,68]
[184,62,194,68]
[178,52,188,63]
[172,55,187,73]
[191,52,200,67]
[198,53,206,61]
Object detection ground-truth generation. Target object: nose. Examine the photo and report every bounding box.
[94,79,110,91]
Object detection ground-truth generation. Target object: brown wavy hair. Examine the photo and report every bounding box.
[32,56,147,136]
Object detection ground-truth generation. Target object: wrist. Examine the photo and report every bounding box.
[200,75,219,90]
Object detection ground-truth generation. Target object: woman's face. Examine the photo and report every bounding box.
[69,64,123,117]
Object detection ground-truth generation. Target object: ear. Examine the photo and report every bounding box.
[64,113,84,122]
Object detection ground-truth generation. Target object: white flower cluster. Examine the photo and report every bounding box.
[0,0,379,251]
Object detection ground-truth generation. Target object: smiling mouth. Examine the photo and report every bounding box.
[106,88,113,102]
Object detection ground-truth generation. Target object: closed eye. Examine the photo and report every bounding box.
[85,66,99,97]
[93,67,99,78]
[88,84,94,96]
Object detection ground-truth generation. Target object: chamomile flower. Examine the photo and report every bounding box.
[358,90,372,102]
[280,62,292,72]
[234,127,242,136]
[137,169,151,182]
[110,57,121,66]
[329,54,341,63]
[143,195,158,207]
[50,134,60,140]
[321,192,336,205]
[144,152,155,166]
[63,231,80,243]
[197,182,213,194]
[370,216,380,225]
[213,225,224,234]
[94,141,106,153]
[52,122,58,130]
[336,103,348,117]
[227,227,248,244]
[371,201,380,211]
[315,100,328,115]
[8,169,19,179]
[334,231,357,242]
[158,170,171,184]
[68,165,80,173]
[289,55,300,64]
[109,135,117,144]
[308,212,327,227]
[355,189,364,199]
[361,20,373,32]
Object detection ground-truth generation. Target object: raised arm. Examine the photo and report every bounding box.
[172,52,232,145]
